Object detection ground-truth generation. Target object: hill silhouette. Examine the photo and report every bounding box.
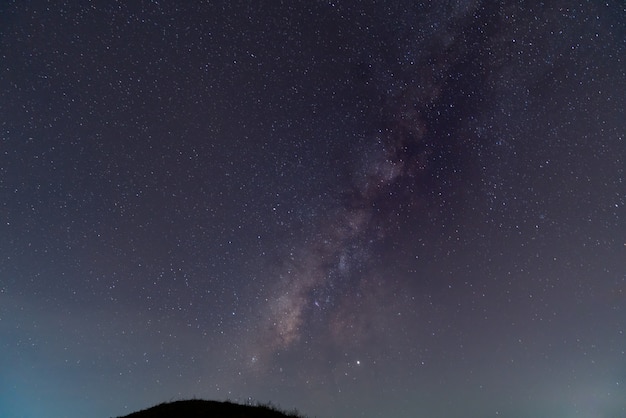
[115,399,307,418]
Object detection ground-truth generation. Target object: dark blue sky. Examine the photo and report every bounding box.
[1,2,625,417]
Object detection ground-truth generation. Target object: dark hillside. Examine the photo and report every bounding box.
[116,399,306,418]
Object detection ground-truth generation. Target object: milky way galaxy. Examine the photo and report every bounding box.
[1,2,625,418]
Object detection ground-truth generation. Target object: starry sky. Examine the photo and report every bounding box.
[1,1,625,418]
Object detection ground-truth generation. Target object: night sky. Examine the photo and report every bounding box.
[1,2,625,418]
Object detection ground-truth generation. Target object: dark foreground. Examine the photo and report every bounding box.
[116,399,307,418]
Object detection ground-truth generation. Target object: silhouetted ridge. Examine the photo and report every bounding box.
[115,399,307,418]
